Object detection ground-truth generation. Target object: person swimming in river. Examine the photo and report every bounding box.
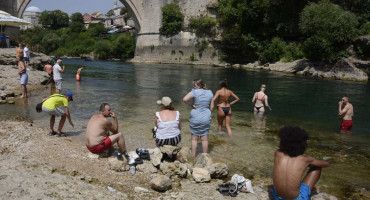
[76,66,84,81]
[251,84,271,113]
[212,79,239,137]
[272,126,329,200]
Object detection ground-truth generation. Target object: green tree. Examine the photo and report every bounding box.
[111,33,135,59]
[159,3,184,36]
[259,37,287,64]
[40,32,64,54]
[120,7,127,15]
[39,10,69,30]
[299,0,359,62]
[107,9,115,17]
[69,12,85,33]
[189,16,217,37]
[331,0,370,24]
[87,23,107,37]
[94,40,112,59]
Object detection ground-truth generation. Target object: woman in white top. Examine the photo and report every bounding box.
[155,96,181,147]
[251,84,271,113]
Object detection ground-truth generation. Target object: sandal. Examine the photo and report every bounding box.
[57,132,66,137]
[48,131,57,136]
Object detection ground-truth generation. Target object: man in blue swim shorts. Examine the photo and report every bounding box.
[272,126,329,200]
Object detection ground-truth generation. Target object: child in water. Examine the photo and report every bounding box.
[272,126,329,200]
[76,67,84,81]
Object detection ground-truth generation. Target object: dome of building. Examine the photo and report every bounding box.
[25,6,42,13]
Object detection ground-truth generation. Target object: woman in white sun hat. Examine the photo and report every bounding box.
[154,96,181,147]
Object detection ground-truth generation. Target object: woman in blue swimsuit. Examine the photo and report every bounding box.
[183,78,214,157]
[212,79,239,137]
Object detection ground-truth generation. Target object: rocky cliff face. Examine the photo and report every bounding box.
[227,58,369,82]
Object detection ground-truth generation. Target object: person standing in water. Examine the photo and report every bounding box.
[252,84,271,113]
[339,96,354,131]
[212,79,239,137]
[76,66,84,81]
[183,78,214,157]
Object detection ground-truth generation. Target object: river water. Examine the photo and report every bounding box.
[1,59,369,198]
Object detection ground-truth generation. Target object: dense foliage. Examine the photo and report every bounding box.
[20,11,135,60]
[299,1,359,62]
[39,10,69,30]
[217,0,368,64]
[159,3,184,36]
[189,16,217,37]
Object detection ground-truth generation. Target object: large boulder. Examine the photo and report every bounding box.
[177,147,192,163]
[107,157,127,172]
[150,175,172,192]
[160,145,180,159]
[192,167,211,183]
[148,148,163,167]
[207,163,228,178]
[194,153,213,168]
[136,160,158,174]
[159,161,188,178]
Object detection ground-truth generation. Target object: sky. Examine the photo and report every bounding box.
[26,0,123,15]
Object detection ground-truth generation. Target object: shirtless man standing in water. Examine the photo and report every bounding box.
[86,103,128,158]
[272,126,329,200]
[339,96,354,131]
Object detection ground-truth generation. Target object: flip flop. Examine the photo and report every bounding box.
[48,131,57,136]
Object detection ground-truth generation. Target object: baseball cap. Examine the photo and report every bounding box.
[64,91,73,101]
[157,96,172,106]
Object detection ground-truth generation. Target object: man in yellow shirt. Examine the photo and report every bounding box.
[36,92,74,136]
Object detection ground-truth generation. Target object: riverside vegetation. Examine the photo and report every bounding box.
[18,0,369,64]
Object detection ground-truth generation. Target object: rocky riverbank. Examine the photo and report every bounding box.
[220,58,370,82]
[0,120,341,199]
[0,48,52,103]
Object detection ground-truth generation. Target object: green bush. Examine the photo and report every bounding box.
[110,33,136,60]
[40,32,64,54]
[299,0,359,62]
[189,16,217,37]
[94,40,112,60]
[360,22,370,35]
[259,38,287,64]
[159,3,184,36]
[195,39,209,58]
[282,43,304,62]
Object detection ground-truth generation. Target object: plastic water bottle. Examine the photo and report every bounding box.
[129,165,136,175]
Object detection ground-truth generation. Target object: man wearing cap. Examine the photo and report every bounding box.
[53,59,65,94]
[36,92,74,136]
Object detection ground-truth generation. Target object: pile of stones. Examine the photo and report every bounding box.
[106,145,229,192]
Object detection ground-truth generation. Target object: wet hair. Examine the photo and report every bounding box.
[99,103,110,111]
[261,84,266,91]
[342,95,349,101]
[219,78,228,88]
[36,103,43,112]
[163,103,174,111]
[193,78,206,89]
[278,126,309,157]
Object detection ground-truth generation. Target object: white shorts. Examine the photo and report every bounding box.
[55,80,62,90]
[42,106,65,116]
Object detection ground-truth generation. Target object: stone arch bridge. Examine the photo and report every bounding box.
[1,0,218,64]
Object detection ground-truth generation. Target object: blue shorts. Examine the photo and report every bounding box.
[20,73,28,85]
[272,183,311,200]
[24,57,30,62]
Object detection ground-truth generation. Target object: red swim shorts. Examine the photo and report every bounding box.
[340,120,353,130]
[86,137,112,154]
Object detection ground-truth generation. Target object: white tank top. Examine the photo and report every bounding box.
[155,111,180,139]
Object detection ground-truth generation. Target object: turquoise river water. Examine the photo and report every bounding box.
[1,59,369,198]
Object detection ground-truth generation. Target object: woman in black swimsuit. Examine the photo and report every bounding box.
[252,84,271,114]
[212,79,239,137]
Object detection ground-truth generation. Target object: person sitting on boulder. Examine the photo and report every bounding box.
[272,126,329,200]
[154,97,181,147]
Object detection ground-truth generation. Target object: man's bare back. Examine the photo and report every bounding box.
[273,151,313,198]
[86,114,112,146]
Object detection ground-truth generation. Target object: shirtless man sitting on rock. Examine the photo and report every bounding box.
[272,126,329,200]
[338,96,354,131]
[86,103,129,159]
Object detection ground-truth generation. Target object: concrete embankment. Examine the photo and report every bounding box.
[0,48,53,103]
